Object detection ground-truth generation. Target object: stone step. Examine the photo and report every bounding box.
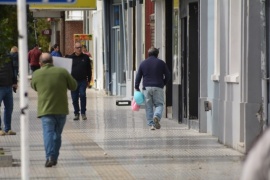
[0,148,12,167]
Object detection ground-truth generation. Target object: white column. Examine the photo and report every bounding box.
[125,0,134,99]
[136,0,143,69]
[155,0,165,59]
[17,0,29,179]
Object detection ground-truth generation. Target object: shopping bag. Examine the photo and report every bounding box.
[131,99,140,111]
[134,91,144,105]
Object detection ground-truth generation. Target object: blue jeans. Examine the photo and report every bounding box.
[143,87,164,126]
[71,80,87,115]
[0,86,13,132]
[41,115,66,160]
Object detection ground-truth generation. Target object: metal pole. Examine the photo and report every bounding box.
[17,0,29,179]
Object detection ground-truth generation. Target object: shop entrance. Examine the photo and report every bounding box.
[181,1,200,128]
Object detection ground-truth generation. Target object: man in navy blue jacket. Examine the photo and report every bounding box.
[135,47,171,130]
[69,42,91,121]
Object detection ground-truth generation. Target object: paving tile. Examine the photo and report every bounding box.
[0,83,244,179]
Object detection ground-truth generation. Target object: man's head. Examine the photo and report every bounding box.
[34,44,39,49]
[148,47,159,58]
[39,53,53,66]
[10,46,18,53]
[74,42,82,56]
[53,44,59,51]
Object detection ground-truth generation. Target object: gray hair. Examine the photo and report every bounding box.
[148,47,159,57]
[39,53,53,64]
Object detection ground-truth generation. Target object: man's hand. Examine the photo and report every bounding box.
[12,84,18,93]
[87,82,92,88]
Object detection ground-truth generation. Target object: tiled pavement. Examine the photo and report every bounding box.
[0,82,244,179]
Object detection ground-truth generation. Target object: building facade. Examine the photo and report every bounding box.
[99,0,265,153]
[32,0,267,153]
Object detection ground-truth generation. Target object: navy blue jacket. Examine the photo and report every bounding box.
[0,58,17,86]
[135,56,171,90]
[68,53,91,83]
[10,52,19,67]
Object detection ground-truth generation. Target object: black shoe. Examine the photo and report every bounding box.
[45,159,54,167]
[52,160,57,166]
[45,157,57,167]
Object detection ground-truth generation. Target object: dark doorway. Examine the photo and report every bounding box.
[181,17,188,124]
[181,1,200,127]
[188,2,199,120]
[165,0,173,117]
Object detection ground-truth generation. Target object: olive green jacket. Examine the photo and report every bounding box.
[31,64,77,117]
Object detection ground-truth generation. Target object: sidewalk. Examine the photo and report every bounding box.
[0,84,244,179]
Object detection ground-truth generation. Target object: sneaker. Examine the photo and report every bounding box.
[73,114,80,120]
[0,130,5,136]
[81,114,87,120]
[6,130,16,135]
[150,125,155,130]
[154,117,161,129]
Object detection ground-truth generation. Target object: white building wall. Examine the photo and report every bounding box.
[91,1,104,91]
[205,0,242,150]
[202,0,262,152]
[125,0,134,99]
[199,0,209,133]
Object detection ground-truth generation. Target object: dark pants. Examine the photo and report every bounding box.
[71,80,87,115]
[31,65,40,72]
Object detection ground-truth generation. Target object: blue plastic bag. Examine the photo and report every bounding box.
[134,91,144,105]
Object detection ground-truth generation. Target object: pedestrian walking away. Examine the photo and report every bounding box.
[135,47,171,130]
[0,53,18,135]
[68,42,92,121]
[31,53,77,167]
[28,44,42,73]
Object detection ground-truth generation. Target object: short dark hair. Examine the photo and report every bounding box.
[148,47,159,57]
[82,45,87,49]
[53,44,59,49]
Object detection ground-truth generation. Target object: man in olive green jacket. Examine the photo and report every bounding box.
[31,53,77,167]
